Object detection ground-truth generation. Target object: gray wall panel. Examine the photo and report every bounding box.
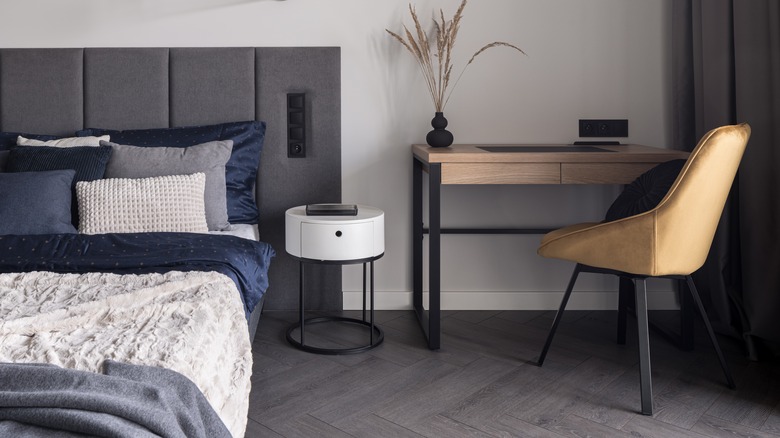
[84,48,169,130]
[0,49,83,135]
[170,48,255,127]
[256,47,342,310]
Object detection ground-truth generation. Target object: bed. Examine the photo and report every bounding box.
[0,47,341,437]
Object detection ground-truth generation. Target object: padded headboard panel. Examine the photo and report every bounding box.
[0,47,342,311]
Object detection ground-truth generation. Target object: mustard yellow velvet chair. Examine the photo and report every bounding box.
[536,123,750,415]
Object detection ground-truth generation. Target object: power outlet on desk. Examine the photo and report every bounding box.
[579,119,628,138]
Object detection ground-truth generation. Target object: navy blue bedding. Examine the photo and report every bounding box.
[0,233,274,316]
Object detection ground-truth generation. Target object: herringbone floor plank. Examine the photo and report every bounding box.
[247,311,780,437]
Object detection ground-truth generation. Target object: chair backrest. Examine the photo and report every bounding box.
[653,123,750,275]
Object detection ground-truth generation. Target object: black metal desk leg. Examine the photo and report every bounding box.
[428,163,441,349]
[412,157,441,350]
[413,158,423,314]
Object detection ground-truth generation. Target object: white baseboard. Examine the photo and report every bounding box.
[342,290,680,311]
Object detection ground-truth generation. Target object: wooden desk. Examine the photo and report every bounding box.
[412,144,690,350]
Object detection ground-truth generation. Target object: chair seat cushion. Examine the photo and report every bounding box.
[605,159,686,222]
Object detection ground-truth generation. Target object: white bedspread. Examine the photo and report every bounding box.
[0,270,251,437]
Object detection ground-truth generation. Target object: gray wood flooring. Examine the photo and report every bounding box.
[247,310,780,437]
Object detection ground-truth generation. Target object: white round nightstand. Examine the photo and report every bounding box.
[284,204,385,354]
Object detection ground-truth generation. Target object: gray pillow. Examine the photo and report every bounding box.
[101,140,232,231]
[0,170,78,235]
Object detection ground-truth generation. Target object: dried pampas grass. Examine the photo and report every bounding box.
[386,0,525,112]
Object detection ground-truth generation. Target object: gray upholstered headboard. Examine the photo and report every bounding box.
[0,47,342,311]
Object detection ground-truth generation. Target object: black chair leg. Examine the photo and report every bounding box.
[635,278,654,415]
[685,276,736,389]
[678,279,695,351]
[617,276,633,345]
[537,264,581,366]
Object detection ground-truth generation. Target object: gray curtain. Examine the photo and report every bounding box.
[673,0,780,359]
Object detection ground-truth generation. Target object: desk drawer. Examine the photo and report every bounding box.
[441,163,560,184]
[562,163,658,184]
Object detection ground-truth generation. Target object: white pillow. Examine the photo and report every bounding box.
[17,135,110,147]
[76,173,209,234]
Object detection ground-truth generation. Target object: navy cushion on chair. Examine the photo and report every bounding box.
[605,159,686,222]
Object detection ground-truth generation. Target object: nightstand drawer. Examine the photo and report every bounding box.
[300,221,375,261]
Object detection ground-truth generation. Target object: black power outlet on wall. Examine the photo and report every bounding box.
[287,93,306,158]
[579,119,628,137]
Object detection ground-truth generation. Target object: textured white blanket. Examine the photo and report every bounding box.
[0,270,252,437]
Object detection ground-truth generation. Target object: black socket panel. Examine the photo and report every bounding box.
[579,119,628,138]
[288,93,306,157]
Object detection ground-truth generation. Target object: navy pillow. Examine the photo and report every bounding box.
[0,170,78,235]
[605,159,686,222]
[6,146,113,226]
[78,121,266,224]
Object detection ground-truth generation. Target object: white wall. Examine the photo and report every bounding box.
[0,0,677,310]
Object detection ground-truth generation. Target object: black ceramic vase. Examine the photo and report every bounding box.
[426,112,454,148]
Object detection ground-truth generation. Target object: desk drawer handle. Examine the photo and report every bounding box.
[335,230,343,237]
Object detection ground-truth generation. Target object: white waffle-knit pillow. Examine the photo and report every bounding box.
[76,173,208,234]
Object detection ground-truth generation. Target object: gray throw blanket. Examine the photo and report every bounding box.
[0,361,232,438]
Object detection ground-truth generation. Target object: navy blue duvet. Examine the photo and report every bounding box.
[0,233,274,316]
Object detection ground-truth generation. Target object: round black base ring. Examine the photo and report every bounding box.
[286,316,384,355]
